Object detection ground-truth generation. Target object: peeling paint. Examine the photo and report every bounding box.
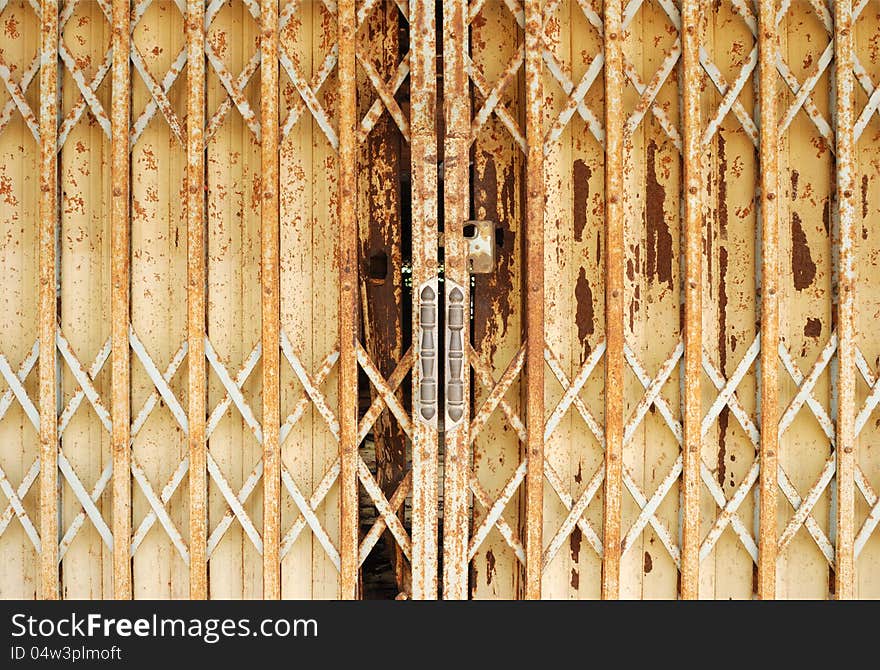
[790,212,817,291]
[575,267,594,360]
[645,140,673,291]
[573,159,591,243]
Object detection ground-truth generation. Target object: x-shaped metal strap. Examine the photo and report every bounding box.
[49,0,114,144]
[729,0,834,152]
[277,332,342,566]
[541,0,606,150]
[853,349,880,556]
[655,0,760,147]
[276,334,415,568]
[355,0,412,145]
[541,343,606,567]
[278,0,412,148]
[128,0,188,145]
[620,341,683,566]
[10,0,112,149]
[0,0,41,137]
[466,344,527,566]
[204,339,264,556]
[465,0,527,152]
[55,331,115,553]
[0,342,41,550]
[355,343,413,561]
[127,329,190,561]
[278,0,340,148]
[776,335,838,565]
[202,0,262,140]
[698,336,761,562]
[783,0,880,142]
[0,28,39,140]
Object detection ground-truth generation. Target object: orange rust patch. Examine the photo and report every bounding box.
[573,159,591,243]
[645,140,673,291]
[790,212,816,291]
[4,17,20,38]
[575,267,594,361]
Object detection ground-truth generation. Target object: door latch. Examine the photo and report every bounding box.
[444,278,466,428]
[417,278,439,426]
[416,221,495,429]
[463,220,496,274]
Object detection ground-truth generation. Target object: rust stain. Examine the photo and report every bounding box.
[485,549,496,585]
[0,173,17,206]
[823,198,831,237]
[575,267,594,360]
[570,569,579,590]
[645,140,673,291]
[569,526,582,563]
[644,551,653,574]
[790,212,816,291]
[4,17,20,38]
[473,153,516,358]
[573,159,591,242]
[717,246,729,487]
[861,175,869,219]
[716,132,729,488]
[718,132,729,238]
[804,317,821,338]
[359,76,407,594]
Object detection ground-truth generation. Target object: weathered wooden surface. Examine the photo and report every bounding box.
[0,0,878,599]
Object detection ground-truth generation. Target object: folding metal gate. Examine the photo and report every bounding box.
[1,0,879,599]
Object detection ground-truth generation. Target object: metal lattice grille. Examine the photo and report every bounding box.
[0,0,878,599]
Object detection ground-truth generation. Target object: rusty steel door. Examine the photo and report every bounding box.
[1,0,880,600]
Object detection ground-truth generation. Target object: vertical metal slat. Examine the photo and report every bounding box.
[757,0,779,600]
[261,0,281,600]
[524,0,545,600]
[186,0,208,600]
[410,0,440,600]
[834,0,856,601]
[601,0,625,601]
[338,0,360,600]
[111,0,132,600]
[441,0,471,601]
[38,0,60,601]
[680,0,702,600]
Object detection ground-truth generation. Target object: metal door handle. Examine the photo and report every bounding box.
[417,279,439,426]
[445,279,466,428]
